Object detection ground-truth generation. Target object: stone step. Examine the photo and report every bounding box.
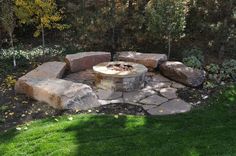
[145,99,191,115]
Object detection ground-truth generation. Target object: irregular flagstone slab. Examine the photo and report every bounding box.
[65,52,111,72]
[160,61,205,87]
[142,104,157,111]
[15,78,100,110]
[99,98,124,105]
[118,51,167,69]
[99,100,110,105]
[147,99,191,115]
[140,95,168,105]
[123,90,156,104]
[160,87,178,99]
[147,82,172,91]
[151,74,172,82]
[171,82,186,89]
[64,69,96,86]
[15,61,66,93]
[95,89,122,100]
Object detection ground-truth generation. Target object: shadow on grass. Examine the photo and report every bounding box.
[63,85,236,156]
[0,85,235,156]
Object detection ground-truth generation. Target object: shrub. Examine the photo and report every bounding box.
[221,59,236,81]
[4,75,16,88]
[182,47,204,62]
[205,63,220,82]
[183,56,202,69]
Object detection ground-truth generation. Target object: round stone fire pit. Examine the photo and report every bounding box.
[93,61,148,91]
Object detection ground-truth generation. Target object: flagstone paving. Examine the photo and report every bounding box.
[90,72,192,115]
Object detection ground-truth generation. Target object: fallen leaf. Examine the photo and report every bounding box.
[16,127,21,131]
[68,117,73,121]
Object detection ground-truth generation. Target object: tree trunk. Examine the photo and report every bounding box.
[168,34,171,59]
[41,26,45,60]
[9,33,16,68]
[111,0,116,60]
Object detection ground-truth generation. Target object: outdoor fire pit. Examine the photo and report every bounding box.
[93,61,148,91]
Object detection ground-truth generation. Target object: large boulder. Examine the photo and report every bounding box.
[160,61,205,87]
[65,52,111,72]
[15,61,66,93]
[117,51,167,69]
[15,78,100,110]
[15,61,100,110]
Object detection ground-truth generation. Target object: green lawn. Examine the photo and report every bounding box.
[0,85,236,156]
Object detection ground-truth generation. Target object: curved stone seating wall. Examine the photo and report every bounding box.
[15,51,205,115]
[65,52,111,72]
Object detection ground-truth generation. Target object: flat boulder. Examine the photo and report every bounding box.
[160,61,205,87]
[23,61,66,79]
[117,51,167,69]
[15,78,100,110]
[146,99,191,115]
[65,52,111,72]
[15,61,66,93]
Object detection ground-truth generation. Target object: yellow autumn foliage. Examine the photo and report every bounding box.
[15,0,69,37]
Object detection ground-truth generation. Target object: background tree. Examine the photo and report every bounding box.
[0,0,17,67]
[145,0,188,58]
[14,0,69,55]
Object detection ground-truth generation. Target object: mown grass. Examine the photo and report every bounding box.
[0,85,236,156]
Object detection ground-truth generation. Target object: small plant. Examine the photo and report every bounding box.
[204,81,217,89]
[205,63,220,82]
[221,59,236,81]
[183,56,202,69]
[4,75,16,88]
[206,63,220,74]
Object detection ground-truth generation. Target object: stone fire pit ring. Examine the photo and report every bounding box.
[93,61,148,92]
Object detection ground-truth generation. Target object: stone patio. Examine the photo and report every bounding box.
[65,69,192,115]
[15,51,206,115]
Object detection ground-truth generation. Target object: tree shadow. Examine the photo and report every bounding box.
[64,86,236,156]
[63,114,207,156]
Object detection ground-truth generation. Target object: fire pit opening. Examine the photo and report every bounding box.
[107,63,134,71]
[93,61,147,91]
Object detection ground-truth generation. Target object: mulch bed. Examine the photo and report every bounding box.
[0,79,215,132]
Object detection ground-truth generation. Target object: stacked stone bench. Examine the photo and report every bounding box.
[15,61,100,110]
[117,51,205,88]
[65,52,111,72]
[117,51,167,70]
